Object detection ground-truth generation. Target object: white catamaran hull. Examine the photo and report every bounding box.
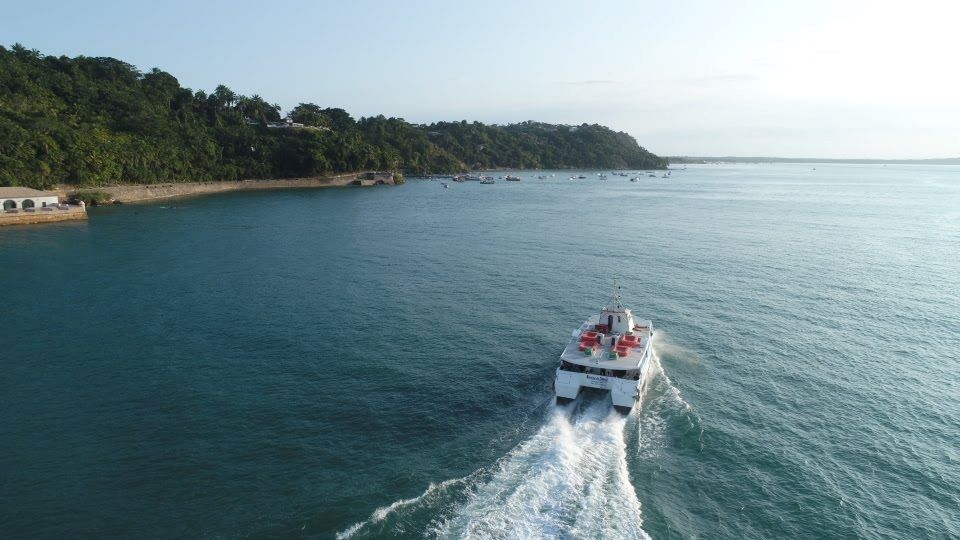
[555,348,653,409]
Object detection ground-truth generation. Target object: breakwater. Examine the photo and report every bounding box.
[0,205,87,227]
[57,173,383,204]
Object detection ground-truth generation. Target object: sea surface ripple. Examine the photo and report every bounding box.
[1,163,958,538]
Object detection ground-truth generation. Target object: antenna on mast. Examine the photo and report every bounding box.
[611,279,624,309]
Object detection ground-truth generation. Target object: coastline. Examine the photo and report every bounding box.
[0,205,87,227]
[54,172,388,204]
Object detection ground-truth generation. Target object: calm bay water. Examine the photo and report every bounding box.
[1,164,958,538]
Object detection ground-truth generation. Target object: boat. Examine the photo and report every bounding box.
[554,282,654,411]
[505,175,521,181]
[480,178,495,184]
[578,175,587,179]
[441,182,449,188]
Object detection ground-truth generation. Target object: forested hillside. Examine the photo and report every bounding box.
[0,44,666,189]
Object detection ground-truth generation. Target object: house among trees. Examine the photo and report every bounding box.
[267,119,305,129]
[1,187,60,210]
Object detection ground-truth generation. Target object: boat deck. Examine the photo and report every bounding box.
[559,319,652,370]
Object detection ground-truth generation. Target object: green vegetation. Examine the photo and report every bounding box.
[0,44,666,189]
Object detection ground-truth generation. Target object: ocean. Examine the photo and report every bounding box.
[1,164,957,538]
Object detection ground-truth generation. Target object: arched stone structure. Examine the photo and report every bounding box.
[3,200,16,210]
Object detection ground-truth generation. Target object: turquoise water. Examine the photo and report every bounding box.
[1,164,958,538]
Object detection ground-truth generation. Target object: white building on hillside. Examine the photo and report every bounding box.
[1,187,60,210]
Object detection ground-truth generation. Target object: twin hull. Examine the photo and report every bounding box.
[555,347,653,409]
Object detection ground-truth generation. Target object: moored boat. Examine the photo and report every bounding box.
[555,283,654,411]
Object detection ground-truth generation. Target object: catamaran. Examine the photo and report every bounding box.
[555,283,654,410]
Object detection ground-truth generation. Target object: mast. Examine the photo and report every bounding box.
[608,279,624,310]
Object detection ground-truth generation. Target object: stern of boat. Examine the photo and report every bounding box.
[610,378,641,410]
[554,370,582,401]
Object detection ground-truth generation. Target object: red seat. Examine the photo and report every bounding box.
[615,346,630,356]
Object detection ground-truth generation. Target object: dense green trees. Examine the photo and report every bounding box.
[0,44,666,189]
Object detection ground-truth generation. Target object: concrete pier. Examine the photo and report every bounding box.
[0,205,87,227]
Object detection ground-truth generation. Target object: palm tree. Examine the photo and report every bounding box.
[212,85,236,110]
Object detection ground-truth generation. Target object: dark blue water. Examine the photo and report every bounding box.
[2,164,958,538]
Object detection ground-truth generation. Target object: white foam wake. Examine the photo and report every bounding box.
[336,474,475,539]
[338,349,691,538]
[635,341,700,459]
[433,400,650,539]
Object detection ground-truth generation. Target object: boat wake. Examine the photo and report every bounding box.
[338,344,696,539]
[433,400,649,539]
[337,399,651,539]
[633,334,702,459]
[335,474,478,539]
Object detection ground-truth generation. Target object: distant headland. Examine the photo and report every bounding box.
[0,43,666,191]
[668,156,960,165]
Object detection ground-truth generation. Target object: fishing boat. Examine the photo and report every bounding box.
[555,282,654,411]
[480,178,495,184]
[505,175,521,181]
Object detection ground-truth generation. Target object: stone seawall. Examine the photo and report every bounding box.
[58,173,377,204]
[0,206,87,227]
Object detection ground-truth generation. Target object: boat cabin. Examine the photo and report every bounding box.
[596,306,635,335]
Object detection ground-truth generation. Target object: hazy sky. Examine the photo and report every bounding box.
[3,0,958,158]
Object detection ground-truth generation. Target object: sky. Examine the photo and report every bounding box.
[2,0,958,158]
